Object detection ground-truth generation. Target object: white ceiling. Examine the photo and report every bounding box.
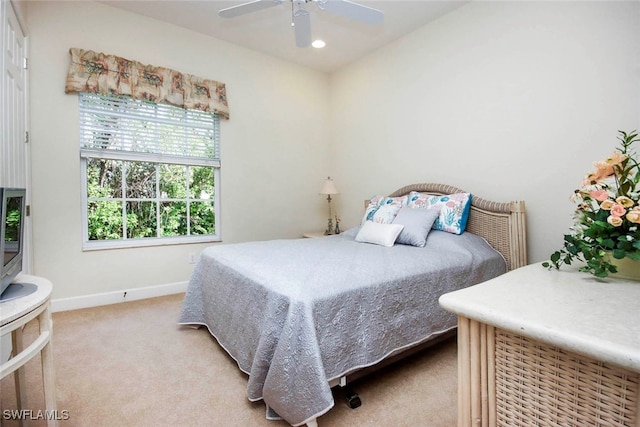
[100,0,469,73]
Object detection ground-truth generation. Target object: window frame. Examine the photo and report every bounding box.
[78,93,221,250]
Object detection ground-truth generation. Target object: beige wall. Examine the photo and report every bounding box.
[26,1,331,299]
[330,1,640,264]
[24,1,640,300]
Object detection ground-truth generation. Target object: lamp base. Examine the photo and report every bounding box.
[325,218,334,235]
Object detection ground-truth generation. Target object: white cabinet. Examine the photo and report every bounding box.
[440,263,640,427]
[1,274,58,426]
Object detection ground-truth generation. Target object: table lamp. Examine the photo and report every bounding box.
[319,177,339,235]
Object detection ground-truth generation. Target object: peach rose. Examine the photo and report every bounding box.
[608,215,623,227]
[626,209,640,224]
[610,203,627,217]
[590,189,610,202]
[600,200,615,210]
[616,196,635,208]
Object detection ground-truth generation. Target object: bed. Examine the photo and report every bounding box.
[178,183,527,426]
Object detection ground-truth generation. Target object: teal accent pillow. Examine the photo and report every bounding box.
[406,191,473,235]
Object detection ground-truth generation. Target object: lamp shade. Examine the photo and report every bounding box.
[319,177,339,195]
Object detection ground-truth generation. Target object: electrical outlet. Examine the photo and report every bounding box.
[188,252,197,264]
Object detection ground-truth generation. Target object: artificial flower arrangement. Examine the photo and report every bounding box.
[543,130,640,278]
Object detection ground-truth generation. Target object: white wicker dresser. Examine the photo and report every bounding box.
[439,263,640,427]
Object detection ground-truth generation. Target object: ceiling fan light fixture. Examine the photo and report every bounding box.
[312,39,326,48]
[219,0,384,47]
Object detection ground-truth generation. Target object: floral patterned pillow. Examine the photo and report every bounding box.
[361,195,407,224]
[362,195,384,224]
[406,191,472,234]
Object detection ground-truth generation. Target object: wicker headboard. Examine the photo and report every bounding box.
[369,183,527,271]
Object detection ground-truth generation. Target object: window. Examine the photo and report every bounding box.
[79,93,220,249]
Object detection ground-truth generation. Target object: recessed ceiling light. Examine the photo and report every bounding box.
[312,40,326,49]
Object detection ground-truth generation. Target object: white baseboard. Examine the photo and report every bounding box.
[51,281,188,313]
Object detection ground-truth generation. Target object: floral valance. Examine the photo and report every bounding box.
[65,48,229,119]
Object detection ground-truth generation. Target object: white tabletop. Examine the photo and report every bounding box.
[439,263,640,373]
[0,274,52,326]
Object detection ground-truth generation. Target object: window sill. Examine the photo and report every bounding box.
[82,235,221,251]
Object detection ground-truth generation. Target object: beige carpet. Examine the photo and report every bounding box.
[1,294,457,426]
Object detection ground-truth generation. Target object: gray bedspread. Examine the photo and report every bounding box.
[178,227,506,426]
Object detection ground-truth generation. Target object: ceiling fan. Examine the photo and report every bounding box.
[218,0,384,48]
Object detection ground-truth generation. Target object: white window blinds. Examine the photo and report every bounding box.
[79,92,220,166]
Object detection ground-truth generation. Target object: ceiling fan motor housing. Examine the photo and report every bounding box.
[218,0,384,47]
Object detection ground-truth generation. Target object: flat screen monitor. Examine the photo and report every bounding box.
[1,188,26,297]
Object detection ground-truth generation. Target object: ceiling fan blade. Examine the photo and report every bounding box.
[315,0,383,25]
[293,8,311,48]
[219,0,284,18]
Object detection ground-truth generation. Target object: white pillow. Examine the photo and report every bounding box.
[355,221,404,247]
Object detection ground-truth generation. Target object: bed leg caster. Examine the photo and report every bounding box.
[344,387,361,409]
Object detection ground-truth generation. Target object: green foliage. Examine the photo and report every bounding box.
[5,208,21,241]
[88,201,123,240]
[87,159,215,241]
[543,130,640,278]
